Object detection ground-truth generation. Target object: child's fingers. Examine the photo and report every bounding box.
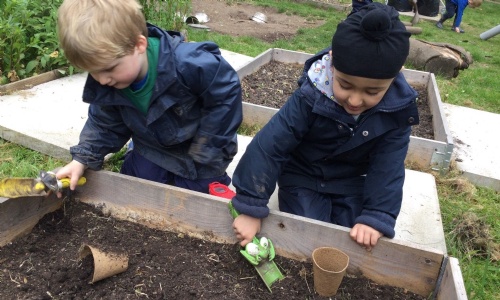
[240,237,252,247]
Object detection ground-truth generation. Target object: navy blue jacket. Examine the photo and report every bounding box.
[70,24,243,179]
[231,49,419,237]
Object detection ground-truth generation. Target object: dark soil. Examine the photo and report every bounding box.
[241,61,434,140]
[0,200,426,299]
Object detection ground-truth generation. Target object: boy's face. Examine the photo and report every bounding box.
[331,67,394,115]
[89,36,148,90]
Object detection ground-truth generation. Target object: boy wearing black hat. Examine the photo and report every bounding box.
[230,3,419,251]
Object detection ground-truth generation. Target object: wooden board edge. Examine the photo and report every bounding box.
[236,49,273,79]
[0,70,63,95]
[0,196,62,247]
[407,137,448,169]
[427,73,454,146]
[402,68,430,84]
[0,125,72,161]
[236,48,314,79]
[242,102,278,127]
[437,257,468,300]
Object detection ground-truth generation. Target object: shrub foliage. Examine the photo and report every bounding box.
[0,0,190,84]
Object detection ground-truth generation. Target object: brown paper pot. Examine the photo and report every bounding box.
[78,244,129,283]
[312,247,349,297]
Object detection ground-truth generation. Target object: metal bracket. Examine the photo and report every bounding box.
[431,255,449,300]
[431,143,453,174]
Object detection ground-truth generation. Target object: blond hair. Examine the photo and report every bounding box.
[57,0,148,71]
[469,0,482,8]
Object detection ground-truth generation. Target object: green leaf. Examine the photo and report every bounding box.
[25,60,38,73]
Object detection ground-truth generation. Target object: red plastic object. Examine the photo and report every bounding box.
[209,182,236,200]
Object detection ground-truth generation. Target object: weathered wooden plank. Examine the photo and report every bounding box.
[0,196,61,247]
[0,70,63,95]
[437,257,468,300]
[407,136,447,167]
[402,68,431,84]
[75,170,444,297]
[242,102,278,128]
[237,48,311,79]
[427,74,453,146]
[0,125,72,161]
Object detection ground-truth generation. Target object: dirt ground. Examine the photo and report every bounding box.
[240,61,434,140]
[191,0,327,42]
[0,200,426,300]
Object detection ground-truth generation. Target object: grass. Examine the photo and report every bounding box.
[0,139,65,179]
[1,1,499,299]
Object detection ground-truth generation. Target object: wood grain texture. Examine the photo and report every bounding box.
[0,124,72,161]
[0,70,62,94]
[0,196,61,246]
[437,257,468,300]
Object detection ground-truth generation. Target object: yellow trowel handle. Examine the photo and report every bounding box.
[36,177,87,192]
[59,177,87,189]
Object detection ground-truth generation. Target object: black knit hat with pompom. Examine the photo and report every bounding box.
[331,2,410,79]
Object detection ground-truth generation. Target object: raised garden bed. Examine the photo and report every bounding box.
[0,170,467,299]
[236,48,454,173]
[0,190,425,299]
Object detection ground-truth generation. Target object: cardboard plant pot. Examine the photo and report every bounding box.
[312,247,350,297]
[78,244,129,283]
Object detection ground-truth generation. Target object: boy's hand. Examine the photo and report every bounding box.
[54,160,86,198]
[232,214,261,247]
[350,223,383,252]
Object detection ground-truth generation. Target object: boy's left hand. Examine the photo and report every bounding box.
[350,224,383,252]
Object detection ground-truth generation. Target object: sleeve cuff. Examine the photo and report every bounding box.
[231,194,269,219]
[355,209,396,238]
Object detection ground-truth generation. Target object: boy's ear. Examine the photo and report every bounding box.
[136,35,148,53]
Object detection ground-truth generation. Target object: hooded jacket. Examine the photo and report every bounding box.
[231,49,419,238]
[70,24,243,180]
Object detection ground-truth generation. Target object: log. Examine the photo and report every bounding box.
[407,39,473,78]
[406,26,423,35]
